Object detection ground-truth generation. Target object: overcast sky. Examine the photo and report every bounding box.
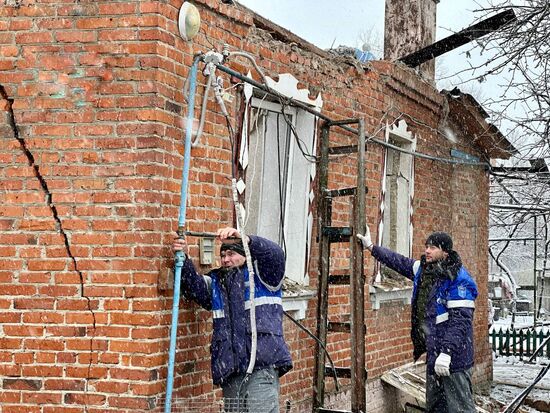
[235,0,500,99]
[236,1,481,48]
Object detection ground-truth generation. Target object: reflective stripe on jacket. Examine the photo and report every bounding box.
[413,263,477,373]
[372,246,478,374]
[181,235,293,385]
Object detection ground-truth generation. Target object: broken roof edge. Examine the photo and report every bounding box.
[206,1,448,104]
[442,88,518,159]
[198,0,332,59]
[250,11,332,60]
[199,0,513,162]
[231,1,385,66]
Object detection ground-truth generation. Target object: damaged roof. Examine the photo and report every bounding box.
[443,88,518,159]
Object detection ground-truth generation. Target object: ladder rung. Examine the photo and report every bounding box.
[324,366,368,380]
[325,366,351,378]
[322,226,352,242]
[326,186,369,198]
[328,322,366,335]
[328,322,351,333]
[328,145,359,155]
[325,118,360,127]
[326,187,356,197]
[328,274,350,285]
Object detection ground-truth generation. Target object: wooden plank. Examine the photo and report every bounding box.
[350,119,366,413]
[381,362,491,413]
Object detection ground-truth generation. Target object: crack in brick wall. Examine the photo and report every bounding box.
[1,84,96,412]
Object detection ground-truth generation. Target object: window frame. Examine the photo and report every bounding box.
[375,120,416,284]
[239,94,317,286]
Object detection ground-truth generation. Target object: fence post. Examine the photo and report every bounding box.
[526,329,531,356]
[498,328,505,357]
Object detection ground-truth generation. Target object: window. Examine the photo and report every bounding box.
[376,120,416,283]
[245,100,296,247]
[237,74,322,287]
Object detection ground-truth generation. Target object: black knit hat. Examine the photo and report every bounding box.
[425,231,453,253]
[220,241,245,257]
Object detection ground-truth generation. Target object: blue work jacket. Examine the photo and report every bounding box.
[181,235,292,385]
[372,246,478,374]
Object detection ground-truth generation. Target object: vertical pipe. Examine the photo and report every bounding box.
[165,56,200,413]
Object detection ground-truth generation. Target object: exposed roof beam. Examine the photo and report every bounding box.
[399,9,516,68]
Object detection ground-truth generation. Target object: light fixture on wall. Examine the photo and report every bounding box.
[178,2,201,41]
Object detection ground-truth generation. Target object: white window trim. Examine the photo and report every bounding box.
[372,120,416,308]
[239,73,322,318]
[369,285,413,310]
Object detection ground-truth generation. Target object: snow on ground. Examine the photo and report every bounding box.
[491,314,550,333]
[490,356,550,413]
[488,315,550,413]
[493,356,550,390]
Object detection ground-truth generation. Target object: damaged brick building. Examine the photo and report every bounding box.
[0,0,515,412]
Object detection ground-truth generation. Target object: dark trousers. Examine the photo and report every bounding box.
[426,368,476,413]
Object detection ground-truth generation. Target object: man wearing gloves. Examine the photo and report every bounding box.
[357,227,478,412]
[172,227,292,413]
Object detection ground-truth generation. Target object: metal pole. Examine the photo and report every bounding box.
[165,55,200,413]
[533,215,537,328]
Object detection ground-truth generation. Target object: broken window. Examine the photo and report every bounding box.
[376,120,416,284]
[239,96,318,286]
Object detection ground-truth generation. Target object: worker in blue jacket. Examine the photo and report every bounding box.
[357,227,478,413]
[172,227,292,413]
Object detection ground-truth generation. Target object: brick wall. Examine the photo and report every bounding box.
[1,0,492,411]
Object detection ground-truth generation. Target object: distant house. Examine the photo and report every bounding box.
[0,0,515,411]
[489,157,550,315]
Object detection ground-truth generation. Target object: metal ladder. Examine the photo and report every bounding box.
[313,119,368,413]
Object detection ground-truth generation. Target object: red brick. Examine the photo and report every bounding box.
[15,31,53,44]
[3,379,42,391]
[43,379,85,391]
[64,393,106,406]
[55,31,97,43]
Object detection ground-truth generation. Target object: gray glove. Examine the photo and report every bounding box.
[356,225,373,250]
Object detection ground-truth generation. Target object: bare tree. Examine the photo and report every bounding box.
[445,0,549,154]
[442,0,550,321]
[356,26,384,58]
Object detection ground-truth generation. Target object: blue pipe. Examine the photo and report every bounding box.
[165,55,200,413]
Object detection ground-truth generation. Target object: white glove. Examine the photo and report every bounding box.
[356,225,373,250]
[434,353,451,377]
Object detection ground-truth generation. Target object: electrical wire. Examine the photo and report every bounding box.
[242,99,267,229]
[283,310,340,391]
[276,112,289,256]
[278,100,318,163]
[214,62,495,168]
[224,43,318,163]
[216,86,256,411]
